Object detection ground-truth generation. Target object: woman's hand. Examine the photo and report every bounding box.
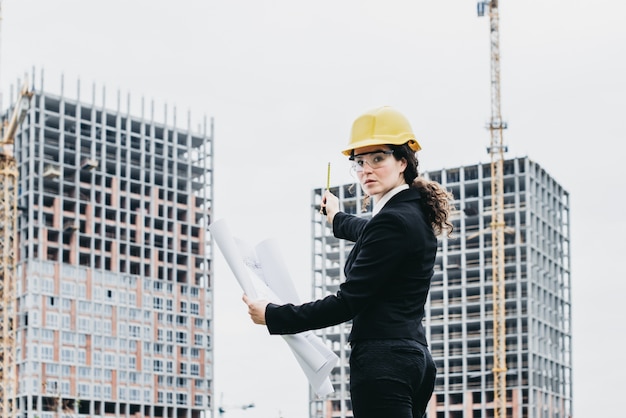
[242,294,269,325]
[320,189,339,224]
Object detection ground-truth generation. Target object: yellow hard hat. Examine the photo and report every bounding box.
[342,106,421,156]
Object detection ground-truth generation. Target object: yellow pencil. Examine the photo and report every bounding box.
[322,163,331,215]
[326,162,331,190]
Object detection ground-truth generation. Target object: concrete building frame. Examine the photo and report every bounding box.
[7,73,214,418]
[310,157,573,418]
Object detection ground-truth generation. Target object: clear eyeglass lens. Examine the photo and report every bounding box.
[351,152,391,172]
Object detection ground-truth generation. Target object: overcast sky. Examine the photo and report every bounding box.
[3,1,625,417]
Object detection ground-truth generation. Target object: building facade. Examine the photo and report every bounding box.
[8,77,214,417]
[310,157,573,418]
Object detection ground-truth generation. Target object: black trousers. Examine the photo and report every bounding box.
[349,339,437,418]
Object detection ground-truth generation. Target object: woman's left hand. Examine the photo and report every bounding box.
[242,294,269,325]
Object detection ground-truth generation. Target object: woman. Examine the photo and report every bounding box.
[243,106,453,418]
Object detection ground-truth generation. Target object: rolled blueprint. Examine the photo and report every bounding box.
[209,218,339,397]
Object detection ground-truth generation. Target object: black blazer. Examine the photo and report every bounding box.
[266,187,437,345]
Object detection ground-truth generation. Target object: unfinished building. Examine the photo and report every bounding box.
[310,157,572,418]
[6,75,214,417]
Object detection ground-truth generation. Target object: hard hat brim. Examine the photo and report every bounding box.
[341,138,422,156]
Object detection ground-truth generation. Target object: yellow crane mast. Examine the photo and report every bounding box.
[0,82,33,418]
[477,1,507,417]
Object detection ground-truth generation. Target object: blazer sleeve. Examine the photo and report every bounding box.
[265,210,413,335]
[332,212,368,242]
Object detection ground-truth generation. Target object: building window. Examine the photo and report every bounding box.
[78,383,91,397]
[41,329,54,341]
[61,282,76,296]
[104,353,116,367]
[92,351,102,366]
[129,388,140,401]
[191,364,200,376]
[129,325,140,338]
[46,363,59,375]
[61,314,71,330]
[61,348,75,362]
[44,380,58,394]
[190,302,199,315]
[78,350,86,364]
[45,313,58,327]
[78,317,91,332]
[41,345,54,361]
[77,299,93,313]
[103,320,112,334]
[42,278,54,293]
[78,367,90,378]
[129,308,140,319]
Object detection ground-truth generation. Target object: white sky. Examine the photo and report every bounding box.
[3,0,625,417]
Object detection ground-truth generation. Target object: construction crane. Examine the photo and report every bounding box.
[0,81,33,417]
[477,1,507,417]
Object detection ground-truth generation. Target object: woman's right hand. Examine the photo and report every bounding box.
[320,190,339,224]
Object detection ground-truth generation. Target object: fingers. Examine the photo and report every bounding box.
[242,294,252,314]
[319,192,327,214]
[320,190,338,222]
[242,294,267,325]
[320,190,334,215]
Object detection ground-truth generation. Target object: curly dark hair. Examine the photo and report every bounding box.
[389,144,454,237]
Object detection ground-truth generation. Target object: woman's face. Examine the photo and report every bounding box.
[351,145,407,202]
